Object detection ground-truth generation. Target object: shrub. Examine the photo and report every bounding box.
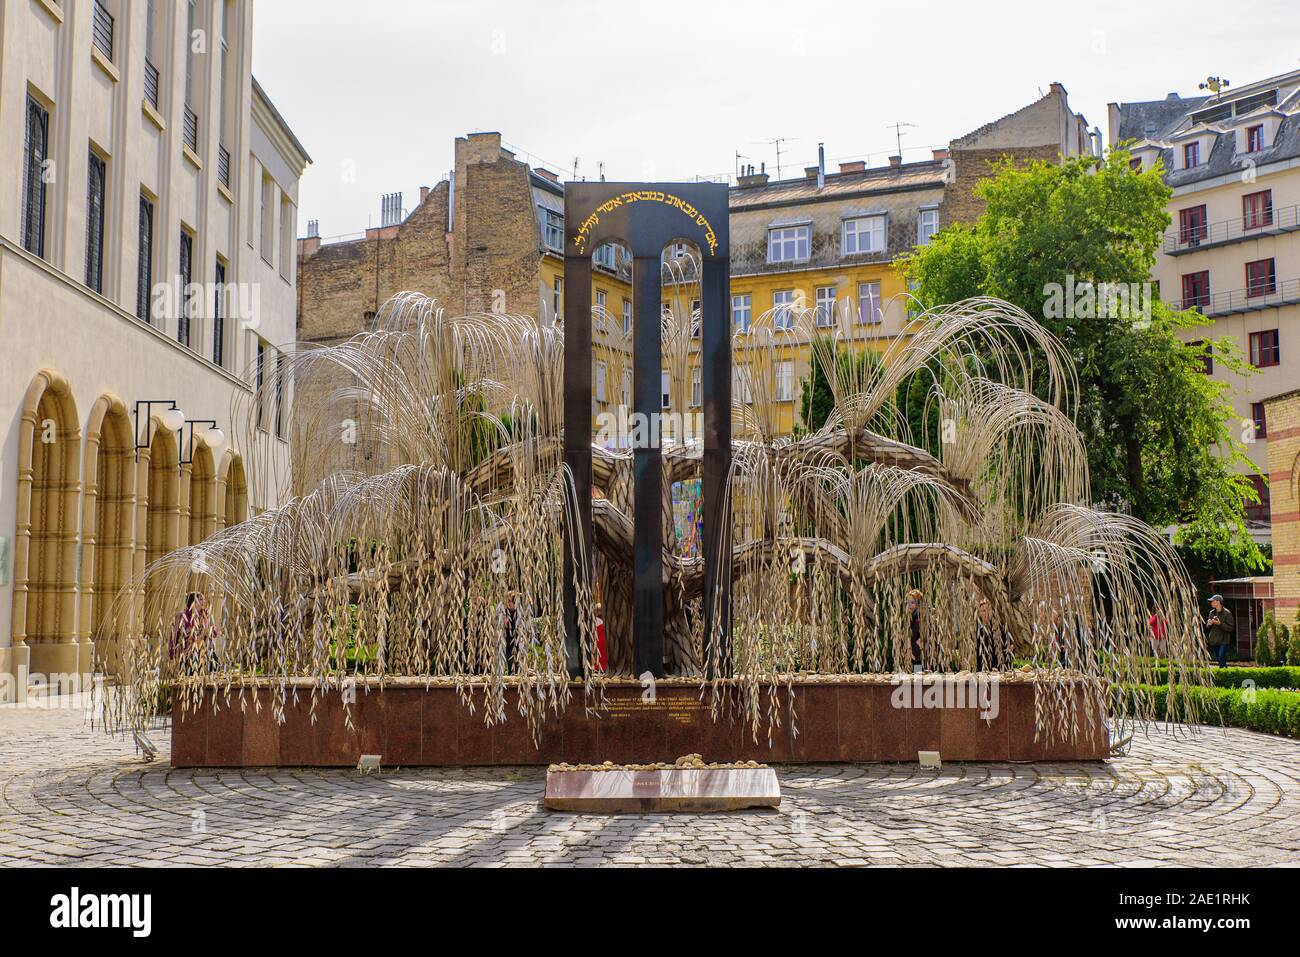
[1127,683,1300,738]
[1147,665,1300,690]
[1256,614,1288,666]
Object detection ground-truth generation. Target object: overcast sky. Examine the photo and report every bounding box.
[251,0,1300,239]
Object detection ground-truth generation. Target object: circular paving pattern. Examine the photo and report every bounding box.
[1,703,1297,867]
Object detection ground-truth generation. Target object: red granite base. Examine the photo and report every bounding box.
[170,679,1109,768]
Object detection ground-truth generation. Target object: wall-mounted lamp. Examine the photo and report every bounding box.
[133,400,187,459]
[181,419,225,464]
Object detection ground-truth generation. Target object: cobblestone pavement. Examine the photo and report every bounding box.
[0,702,1297,867]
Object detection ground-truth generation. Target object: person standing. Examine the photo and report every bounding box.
[1147,612,1168,659]
[906,590,925,672]
[1204,595,1234,668]
[1047,609,1069,668]
[499,591,520,675]
[594,602,607,673]
[169,592,216,669]
[976,599,1004,672]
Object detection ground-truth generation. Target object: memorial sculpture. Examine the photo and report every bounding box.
[98,184,1212,763]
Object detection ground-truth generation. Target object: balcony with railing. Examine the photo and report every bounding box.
[144,60,160,110]
[1162,202,1300,255]
[1169,276,1300,317]
[183,107,199,154]
[217,144,231,188]
[92,1,114,61]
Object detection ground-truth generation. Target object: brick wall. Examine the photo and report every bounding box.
[297,132,544,349]
[1265,390,1300,622]
[941,144,1062,228]
[451,137,542,316]
[297,182,455,346]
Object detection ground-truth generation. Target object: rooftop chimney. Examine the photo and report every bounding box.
[804,166,821,180]
[535,168,560,184]
[737,162,769,188]
[838,160,866,174]
[817,142,826,190]
[419,186,430,204]
[931,148,950,162]
[888,155,902,168]
[380,192,403,228]
[306,219,320,239]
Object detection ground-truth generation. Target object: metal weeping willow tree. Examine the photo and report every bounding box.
[97,183,1215,758]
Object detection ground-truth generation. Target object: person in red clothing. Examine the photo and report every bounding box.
[169,592,215,667]
[1147,611,1168,658]
[594,603,607,673]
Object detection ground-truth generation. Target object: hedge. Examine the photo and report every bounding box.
[1146,666,1300,690]
[1125,684,1300,739]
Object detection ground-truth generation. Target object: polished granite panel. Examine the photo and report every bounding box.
[172,680,1109,767]
[544,767,781,812]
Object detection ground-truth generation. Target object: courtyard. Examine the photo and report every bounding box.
[2,704,1296,868]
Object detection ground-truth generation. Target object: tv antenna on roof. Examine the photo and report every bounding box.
[887,121,917,157]
[753,137,795,180]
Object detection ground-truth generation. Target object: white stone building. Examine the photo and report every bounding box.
[0,0,309,693]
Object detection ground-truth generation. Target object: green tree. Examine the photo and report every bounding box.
[797,338,897,437]
[900,148,1265,570]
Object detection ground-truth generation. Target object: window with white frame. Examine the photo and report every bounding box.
[280,195,294,281]
[843,215,886,255]
[775,360,794,402]
[768,224,810,263]
[733,365,753,404]
[622,299,632,334]
[858,281,882,324]
[907,279,921,318]
[542,208,563,250]
[815,286,837,326]
[593,242,616,270]
[691,298,701,337]
[621,368,632,408]
[661,370,672,409]
[917,207,939,245]
[552,278,562,320]
[260,173,275,264]
[595,289,607,313]
[732,293,752,333]
[690,367,702,407]
[255,337,268,430]
[773,289,796,330]
[594,361,607,403]
[275,350,287,439]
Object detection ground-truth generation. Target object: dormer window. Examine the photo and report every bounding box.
[1183,142,1201,169]
[1129,157,1142,172]
[1246,125,1264,153]
[542,208,563,251]
[768,224,810,264]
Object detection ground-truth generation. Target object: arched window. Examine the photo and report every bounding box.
[13,371,82,684]
[80,395,136,674]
